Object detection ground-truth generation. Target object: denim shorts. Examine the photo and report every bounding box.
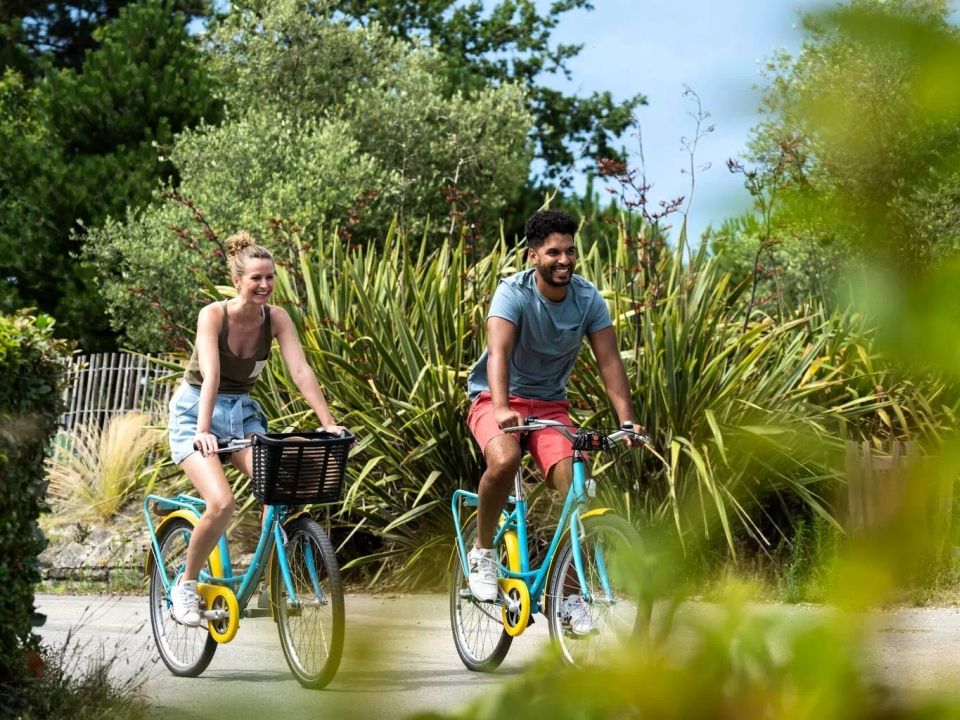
[168,382,268,464]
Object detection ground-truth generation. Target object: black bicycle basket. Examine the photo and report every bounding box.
[251,430,355,505]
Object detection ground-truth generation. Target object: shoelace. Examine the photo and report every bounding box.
[564,596,590,624]
[179,585,200,615]
[478,554,497,583]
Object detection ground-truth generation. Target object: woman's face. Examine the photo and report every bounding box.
[234,258,275,304]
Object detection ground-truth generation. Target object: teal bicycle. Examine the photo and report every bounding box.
[144,430,354,688]
[450,418,649,670]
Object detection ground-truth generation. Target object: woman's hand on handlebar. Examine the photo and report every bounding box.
[193,431,219,457]
[321,423,347,436]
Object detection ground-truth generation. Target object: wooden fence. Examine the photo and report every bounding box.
[59,352,177,429]
[845,440,953,547]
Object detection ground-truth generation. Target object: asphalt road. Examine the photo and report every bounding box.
[35,593,960,719]
[35,593,545,720]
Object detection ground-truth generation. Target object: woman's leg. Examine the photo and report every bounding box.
[180,452,236,580]
[229,447,267,528]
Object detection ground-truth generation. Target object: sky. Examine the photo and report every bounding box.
[535,0,830,242]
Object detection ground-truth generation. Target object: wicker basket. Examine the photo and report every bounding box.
[251,430,355,505]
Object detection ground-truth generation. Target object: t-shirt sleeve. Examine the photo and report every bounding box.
[586,288,613,334]
[487,281,522,325]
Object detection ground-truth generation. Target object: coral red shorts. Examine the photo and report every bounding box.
[466,392,574,476]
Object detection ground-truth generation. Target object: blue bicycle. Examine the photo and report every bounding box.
[144,430,354,688]
[450,418,649,669]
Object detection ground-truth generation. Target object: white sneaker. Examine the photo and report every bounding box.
[171,579,201,627]
[560,594,594,635]
[467,547,499,602]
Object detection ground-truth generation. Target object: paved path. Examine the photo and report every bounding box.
[36,593,545,719]
[35,594,960,719]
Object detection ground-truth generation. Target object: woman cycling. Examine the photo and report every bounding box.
[167,231,344,626]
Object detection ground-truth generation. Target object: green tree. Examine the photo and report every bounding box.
[0,0,220,349]
[0,0,208,73]
[746,0,960,272]
[0,71,66,314]
[332,0,646,185]
[85,3,533,351]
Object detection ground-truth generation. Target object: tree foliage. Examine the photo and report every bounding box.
[746,0,960,273]
[0,0,220,349]
[332,0,646,184]
[0,0,208,73]
[85,2,533,351]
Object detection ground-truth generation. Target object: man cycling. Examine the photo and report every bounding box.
[465,209,637,623]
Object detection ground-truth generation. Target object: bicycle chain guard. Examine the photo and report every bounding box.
[198,583,240,643]
[499,579,531,637]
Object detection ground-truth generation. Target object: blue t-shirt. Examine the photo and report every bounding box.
[467,269,612,401]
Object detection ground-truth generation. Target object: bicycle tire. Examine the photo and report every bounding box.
[271,517,344,689]
[148,517,218,677]
[449,518,512,672]
[546,514,645,666]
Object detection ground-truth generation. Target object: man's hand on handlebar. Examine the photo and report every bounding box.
[494,405,523,432]
[619,421,648,449]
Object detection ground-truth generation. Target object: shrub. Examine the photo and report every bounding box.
[46,412,161,523]
[0,310,70,681]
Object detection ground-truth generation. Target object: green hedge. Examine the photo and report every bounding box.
[0,311,70,681]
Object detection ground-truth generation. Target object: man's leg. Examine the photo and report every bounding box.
[545,457,573,497]
[476,434,521,549]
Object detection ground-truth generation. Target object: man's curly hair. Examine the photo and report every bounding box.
[524,209,579,249]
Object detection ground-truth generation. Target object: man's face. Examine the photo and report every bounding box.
[529,232,576,289]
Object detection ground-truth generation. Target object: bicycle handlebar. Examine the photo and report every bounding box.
[500,417,651,448]
[195,429,354,454]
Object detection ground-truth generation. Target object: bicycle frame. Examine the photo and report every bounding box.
[144,494,312,612]
[452,447,601,614]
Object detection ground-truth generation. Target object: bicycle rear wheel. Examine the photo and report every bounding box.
[546,514,645,666]
[148,517,217,676]
[271,516,344,689]
[449,519,512,672]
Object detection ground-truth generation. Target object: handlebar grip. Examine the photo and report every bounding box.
[193,437,233,451]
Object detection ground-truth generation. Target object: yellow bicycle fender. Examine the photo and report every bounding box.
[144,510,226,579]
[502,530,521,573]
[198,583,240,643]
[499,579,531,637]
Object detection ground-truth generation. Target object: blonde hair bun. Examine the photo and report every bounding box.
[225,231,273,277]
[226,231,257,257]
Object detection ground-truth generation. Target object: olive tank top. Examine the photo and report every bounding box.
[183,301,272,393]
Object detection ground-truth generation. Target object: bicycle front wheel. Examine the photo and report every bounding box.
[271,516,344,689]
[449,518,512,672]
[148,517,217,677]
[546,514,645,666]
